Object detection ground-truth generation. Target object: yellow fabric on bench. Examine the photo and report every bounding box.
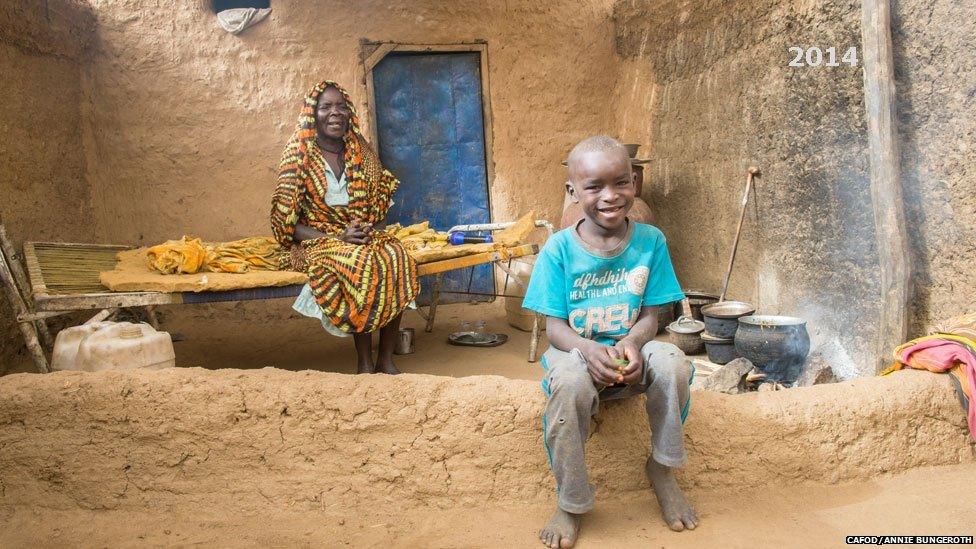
[147,236,286,275]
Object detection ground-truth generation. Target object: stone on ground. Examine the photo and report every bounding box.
[701,358,754,394]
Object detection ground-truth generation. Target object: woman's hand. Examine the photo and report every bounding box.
[294,223,330,243]
[341,218,374,244]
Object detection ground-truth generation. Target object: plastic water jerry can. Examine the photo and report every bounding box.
[51,321,176,372]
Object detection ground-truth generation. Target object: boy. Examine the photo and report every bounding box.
[523,136,697,548]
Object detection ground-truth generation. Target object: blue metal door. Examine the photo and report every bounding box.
[372,51,493,304]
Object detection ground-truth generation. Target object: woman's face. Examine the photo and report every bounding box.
[316,86,351,141]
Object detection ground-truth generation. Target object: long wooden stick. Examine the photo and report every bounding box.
[85,308,117,325]
[0,243,49,373]
[861,0,909,372]
[0,222,54,349]
[719,167,759,302]
[144,305,160,329]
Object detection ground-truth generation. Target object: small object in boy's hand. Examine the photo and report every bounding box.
[614,357,628,381]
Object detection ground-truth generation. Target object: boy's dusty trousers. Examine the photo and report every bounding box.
[541,340,693,513]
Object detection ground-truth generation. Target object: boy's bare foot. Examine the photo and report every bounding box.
[356,362,375,374]
[645,457,698,531]
[375,360,401,375]
[539,507,580,548]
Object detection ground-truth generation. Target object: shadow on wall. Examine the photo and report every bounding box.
[0,0,97,371]
[613,0,880,377]
[892,0,976,336]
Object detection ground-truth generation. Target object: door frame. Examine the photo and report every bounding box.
[359,40,496,221]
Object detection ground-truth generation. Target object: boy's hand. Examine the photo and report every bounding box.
[614,338,644,385]
[580,340,624,385]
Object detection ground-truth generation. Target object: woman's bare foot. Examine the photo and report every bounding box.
[645,457,698,531]
[357,361,375,374]
[375,360,401,375]
[539,507,580,548]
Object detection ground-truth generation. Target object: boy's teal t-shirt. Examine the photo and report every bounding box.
[523,221,685,346]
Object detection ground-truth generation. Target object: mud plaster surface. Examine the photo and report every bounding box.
[0,0,96,368]
[613,0,976,376]
[164,301,550,379]
[614,0,879,377]
[1,300,973,544]
[81,0,620,248]
[0,0,632,367]
[2,0,972,382]
[0,365,971,518]
[893,0,976,335]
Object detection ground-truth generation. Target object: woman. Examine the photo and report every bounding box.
[271,80,419,374]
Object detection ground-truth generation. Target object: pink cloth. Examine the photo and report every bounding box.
[896,339,976,440]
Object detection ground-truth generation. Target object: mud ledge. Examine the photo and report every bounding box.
[0,368,971,514]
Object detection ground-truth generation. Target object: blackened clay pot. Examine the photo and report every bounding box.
[734,315,810,384]
[701,301,755,339]
[701,333,739,365]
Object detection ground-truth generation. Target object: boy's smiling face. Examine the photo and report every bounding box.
[567,148,635,232]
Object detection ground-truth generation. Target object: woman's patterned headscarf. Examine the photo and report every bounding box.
[292,80,364,177]
[270,81,418,333]
[276,80,400,230]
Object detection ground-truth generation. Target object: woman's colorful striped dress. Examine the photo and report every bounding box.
[270,81,419,334]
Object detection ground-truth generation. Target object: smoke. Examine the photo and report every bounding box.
[752,257,861,380]
[793,301,860,380]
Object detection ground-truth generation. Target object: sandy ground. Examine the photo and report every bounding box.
[0,297,702,379]
[2,463,973,547]
[161,299,695,381]
[164,299,553,379]
[3,299,547,378]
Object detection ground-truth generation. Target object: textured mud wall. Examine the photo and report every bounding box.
[893,0,976,334]
[82,0,618,247]
[614,0,879,377]
[0,1,95,371]
[0,368,970,513]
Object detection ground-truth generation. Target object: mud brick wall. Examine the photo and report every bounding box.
[0,0,95,372]
[1,0,629,369]
[614,0,877,376]
[81,0,623,246]
[893,0,976,335]
[2,0,973,376]
[0,368,970,513]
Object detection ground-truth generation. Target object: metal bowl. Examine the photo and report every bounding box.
[700,301,756,319]
[738,315,805,327]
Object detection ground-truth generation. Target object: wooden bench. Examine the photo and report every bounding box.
[1,224,549,373]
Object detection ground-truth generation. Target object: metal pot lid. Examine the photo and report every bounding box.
[701,300,756,319]
[667,316,705,334]
[738,315,806,327]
